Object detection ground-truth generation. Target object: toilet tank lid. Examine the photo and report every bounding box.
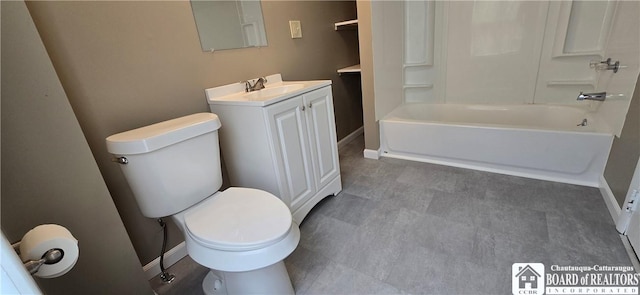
[106,113,221,155]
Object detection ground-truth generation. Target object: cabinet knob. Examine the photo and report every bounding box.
[301,105,306,111]
[308,103,312,108]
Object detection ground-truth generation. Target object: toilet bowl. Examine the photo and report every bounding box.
[173,188,300,294]
[105,113,299,294]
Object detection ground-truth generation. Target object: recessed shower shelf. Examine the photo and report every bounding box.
[547,80,596,87]
[403,63,433,68]
[403,84,433,89]
[552,51,605,59]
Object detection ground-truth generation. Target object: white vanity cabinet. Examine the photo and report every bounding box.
[208,83,342,223]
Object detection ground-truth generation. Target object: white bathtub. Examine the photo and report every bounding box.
[379,103,614,187]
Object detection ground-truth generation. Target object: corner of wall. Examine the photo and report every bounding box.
[356,0,380,151]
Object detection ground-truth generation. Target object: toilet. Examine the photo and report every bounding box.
[105,113,300,295]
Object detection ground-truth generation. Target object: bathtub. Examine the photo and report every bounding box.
[379,103,613,187]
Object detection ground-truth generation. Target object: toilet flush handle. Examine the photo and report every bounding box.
[112,156,128,165]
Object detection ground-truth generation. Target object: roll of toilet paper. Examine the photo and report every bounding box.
[19,224,79,278]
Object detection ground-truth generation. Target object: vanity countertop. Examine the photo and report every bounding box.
[206,74,331,107]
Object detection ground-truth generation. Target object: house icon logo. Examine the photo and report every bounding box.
[512,263,545,295]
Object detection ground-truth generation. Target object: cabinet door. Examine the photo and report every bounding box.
[265,95,315,211]
[303,87,340,190]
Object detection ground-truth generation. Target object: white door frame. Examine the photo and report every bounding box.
[615,158,640,271]
[616,159,640,234]
[0,232,42,294]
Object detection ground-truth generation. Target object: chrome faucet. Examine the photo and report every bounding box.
[577,91,606,101]
[577,118,588,126]
[244,77,267,92]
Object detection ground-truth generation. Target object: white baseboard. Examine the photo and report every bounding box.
[599,175,621,224]
[337,126,364,150]
[363,149,380,160]
[143,241,188,280]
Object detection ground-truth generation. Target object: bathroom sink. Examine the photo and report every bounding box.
[205,74,331,106]
[242,84,305,101]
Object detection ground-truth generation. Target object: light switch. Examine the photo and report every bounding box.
[289,20,302,39]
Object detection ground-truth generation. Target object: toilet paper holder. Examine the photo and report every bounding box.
[11,241,65,275]
[10,224,78,278]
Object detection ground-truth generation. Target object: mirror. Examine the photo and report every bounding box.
[190,0,268,52]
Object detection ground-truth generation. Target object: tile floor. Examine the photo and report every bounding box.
[151,135,634,294]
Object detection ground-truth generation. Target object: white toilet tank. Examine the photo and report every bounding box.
[106,113,223,218]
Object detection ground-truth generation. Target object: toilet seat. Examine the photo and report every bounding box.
[184,187,292,251]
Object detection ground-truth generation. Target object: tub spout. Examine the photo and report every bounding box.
[577,91,606,101]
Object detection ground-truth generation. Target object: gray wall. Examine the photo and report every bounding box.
[25,1,361,265]
[604,74,640,206]
[1,1,153,294]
